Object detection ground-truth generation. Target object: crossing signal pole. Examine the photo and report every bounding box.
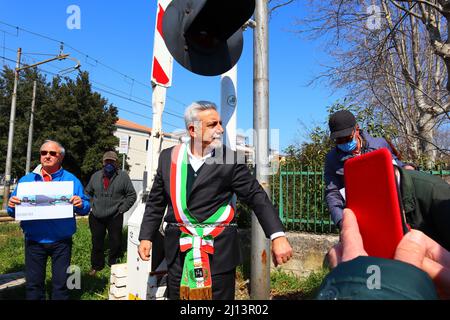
[251,0,271,300]
[160,0,272,300]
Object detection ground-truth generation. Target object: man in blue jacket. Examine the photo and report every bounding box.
[324,110,412,229]
[7,140,90,300]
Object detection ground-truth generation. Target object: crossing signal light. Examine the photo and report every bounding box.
[162,0,255,76]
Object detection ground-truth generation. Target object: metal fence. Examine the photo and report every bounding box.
[272,165,450,234]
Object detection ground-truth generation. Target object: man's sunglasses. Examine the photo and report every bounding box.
[334,129,356,144]
[40,150,59,157]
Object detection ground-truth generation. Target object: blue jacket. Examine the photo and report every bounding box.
[7,165,90,243]
[324,131,404,227]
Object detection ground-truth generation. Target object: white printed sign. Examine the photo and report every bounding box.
[15,181,74,221]
[119,135,129,154]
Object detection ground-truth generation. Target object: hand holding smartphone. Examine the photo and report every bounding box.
[344,148,406,259]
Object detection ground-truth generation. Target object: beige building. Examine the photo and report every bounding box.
[114,119,180,181]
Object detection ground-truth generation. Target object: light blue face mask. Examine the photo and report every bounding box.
[337,138,357,153]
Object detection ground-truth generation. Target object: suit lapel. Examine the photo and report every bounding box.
[188,147,223,202]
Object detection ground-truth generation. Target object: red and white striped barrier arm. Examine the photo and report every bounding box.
[151,0,173,87]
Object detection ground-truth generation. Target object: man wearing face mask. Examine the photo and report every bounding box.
[85,151,137,276]
[324,110,410,230]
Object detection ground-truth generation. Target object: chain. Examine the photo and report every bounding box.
[168,222,238,228]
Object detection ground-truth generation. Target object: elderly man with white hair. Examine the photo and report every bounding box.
[138,101,292,300]
[7,140,90,300]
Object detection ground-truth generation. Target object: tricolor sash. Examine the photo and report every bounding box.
[170,143,235,300]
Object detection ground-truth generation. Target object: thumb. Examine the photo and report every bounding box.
[394,230,426,269]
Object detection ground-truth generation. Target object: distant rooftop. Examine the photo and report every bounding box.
[116,118,152,134]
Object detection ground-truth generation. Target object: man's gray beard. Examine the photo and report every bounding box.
[206,138,222,151]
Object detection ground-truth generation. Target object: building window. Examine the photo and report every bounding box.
[146,139,149,151]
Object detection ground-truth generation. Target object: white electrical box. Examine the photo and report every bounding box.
[126,199,151,300]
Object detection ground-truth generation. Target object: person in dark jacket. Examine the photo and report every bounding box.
[85,151,137,275]
[398,167,450,251]
[7,140,90,300]
[318,208,450,300]
[138,101,293,300]
[324,110,412,229]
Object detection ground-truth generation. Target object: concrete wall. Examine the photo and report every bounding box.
[238,230,339,278]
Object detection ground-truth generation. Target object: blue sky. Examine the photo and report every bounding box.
[0,0,344,152]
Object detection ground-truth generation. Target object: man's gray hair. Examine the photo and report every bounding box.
[41,140,66,156]
[184,101,217,130]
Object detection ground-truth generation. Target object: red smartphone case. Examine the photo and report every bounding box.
[344,148,405,259]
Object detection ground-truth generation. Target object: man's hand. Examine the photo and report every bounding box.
[8,196,21,208]
[70,196,83,208]
[138,240,152,261]
[271,236,293,267]
[328,208,450,299]
[394,230,450,299]
[327,208,368,268]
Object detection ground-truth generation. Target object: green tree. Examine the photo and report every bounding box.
[0,68,119,184]
[0,67,49,180]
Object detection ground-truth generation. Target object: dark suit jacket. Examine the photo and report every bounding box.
[399,168,450,250]
[139,145,284,274]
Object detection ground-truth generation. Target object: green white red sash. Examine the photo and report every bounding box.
[170,143,234,300]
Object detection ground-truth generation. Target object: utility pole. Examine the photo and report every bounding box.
[251,0,271,299]
[25,80,37,175]
[2,49,71,210]
[2,48,21,210]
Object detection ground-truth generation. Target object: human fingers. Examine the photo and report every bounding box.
[341,208,367,262]
[70,196,82,208]
[138,241,152,261]
[422,257,450,300]
[394,230,427,269]
[327,243,343,269]
[420,232,450,268]
[272,237,293,266]
[8,196,21,207]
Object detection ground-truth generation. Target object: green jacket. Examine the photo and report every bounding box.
[85,169,137,218]
[317,256,438,300]
[399,168,450,251]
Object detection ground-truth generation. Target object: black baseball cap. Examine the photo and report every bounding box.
[329,110,357,140]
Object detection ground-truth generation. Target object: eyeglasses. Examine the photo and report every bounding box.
[334,129,355,144]
[40,150,59,157]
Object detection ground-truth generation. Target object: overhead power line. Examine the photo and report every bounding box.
[0,54,182,130]
[0,20,191,109]
[1,49,185,120]
[0,43,186,118]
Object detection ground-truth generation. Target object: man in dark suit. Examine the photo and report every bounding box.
[138,101,292,300]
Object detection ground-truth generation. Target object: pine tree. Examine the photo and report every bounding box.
[1,68,119,185]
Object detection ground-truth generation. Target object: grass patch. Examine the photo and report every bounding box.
[1,221,328,300]
[270,268,329,300]
[0,223,25,275]
[0,218,127,300]
[235,264,328,300]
